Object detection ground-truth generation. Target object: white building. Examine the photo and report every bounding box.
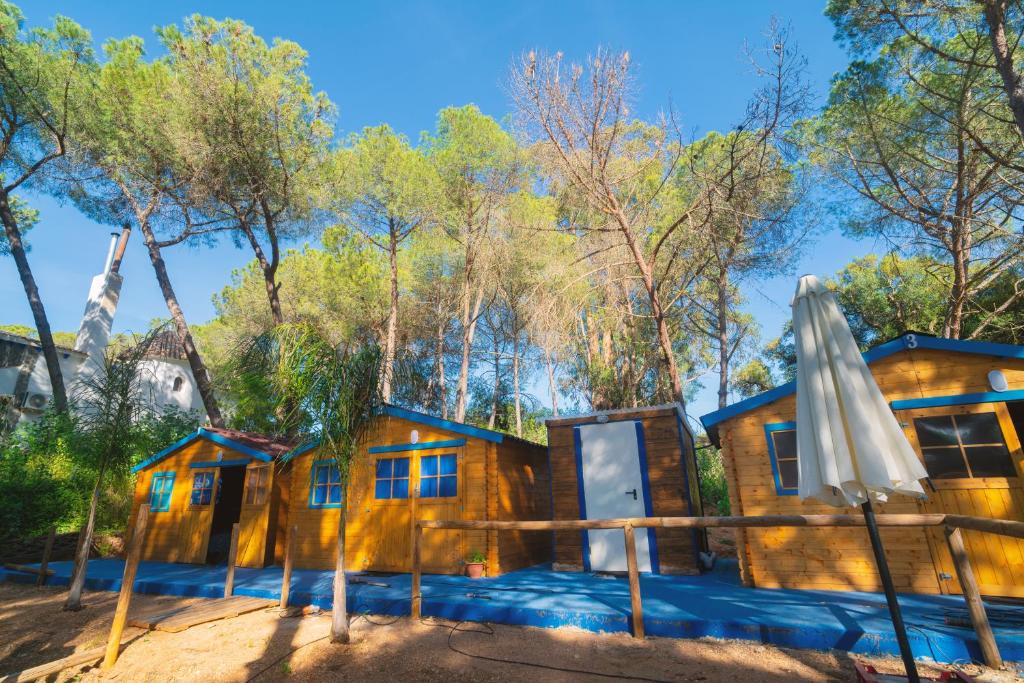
[1,230,207,428]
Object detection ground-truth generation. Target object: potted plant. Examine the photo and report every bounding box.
[465,550,486,578]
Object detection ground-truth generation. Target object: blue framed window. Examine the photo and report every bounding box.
[419,454,457,498]
[374,457,409,499]
[189,471,214,506]
[765,422,798,495]
[309,460,342,508]
[149,472,175,512]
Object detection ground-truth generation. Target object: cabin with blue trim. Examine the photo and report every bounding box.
[546,404,706,576]
[126,406,550,576]
[700,333,1024,598]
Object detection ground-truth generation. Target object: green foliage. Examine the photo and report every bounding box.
[697,444,730,515]
[731,359,774,398]
[467,549,486,564]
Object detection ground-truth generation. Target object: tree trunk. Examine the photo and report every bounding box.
[488,331,500,429]
[0,191,68,413]
[512,333,522,437]
[64,460,107,611]
[434,316,448,420]
[330,505,349,643]
[138,221,225,427]
[241,222,284,326]
[544,346,559,417]
[454,287,484,422]
[984,0,1024,140]
[717,268,730,410]
[381,230,399,403]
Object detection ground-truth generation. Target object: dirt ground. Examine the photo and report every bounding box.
[0,582,1018,683]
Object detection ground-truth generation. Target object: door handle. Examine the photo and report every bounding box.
[625,488,637,500]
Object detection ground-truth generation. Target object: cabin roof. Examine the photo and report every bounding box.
[545,403,695,441]
[131,426,296,473]
[699,333,1024,447]
[279,404,544,463]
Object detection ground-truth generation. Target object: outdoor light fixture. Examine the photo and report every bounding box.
[988,369,1009,392]
[596,414,609,424]
[410,429,419,444]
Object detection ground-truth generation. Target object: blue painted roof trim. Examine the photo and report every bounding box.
[699,334,1024,432]
[890,388,1024,411]
[131,428,276,473]
[380,405,506,443]
[368,438,467,454]
[189,458,252,469]
[280,440,320,464]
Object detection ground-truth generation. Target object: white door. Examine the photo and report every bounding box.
[576,420,653,572]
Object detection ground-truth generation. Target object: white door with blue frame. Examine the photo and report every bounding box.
[575,420,654,572]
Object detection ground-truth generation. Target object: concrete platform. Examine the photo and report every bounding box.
[4,559,1023,665]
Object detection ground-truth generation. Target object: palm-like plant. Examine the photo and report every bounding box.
[64,329,160,611]
[238,323,384,643]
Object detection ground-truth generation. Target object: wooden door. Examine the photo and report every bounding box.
[364,446,465,573]
[177,468,217,563]
[898,402,1024,597]
[413,448,464,572]
[237,463,272,568]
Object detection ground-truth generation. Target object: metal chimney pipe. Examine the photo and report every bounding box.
[109,224,131,274]
[102,232,119,274]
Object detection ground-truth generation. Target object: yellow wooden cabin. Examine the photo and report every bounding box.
[128,406,551,576]
[700,333,1024,598]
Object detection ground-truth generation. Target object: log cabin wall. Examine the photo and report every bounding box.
[547,405,704,575]
[708,338,1024,597]
[495,436,553,574]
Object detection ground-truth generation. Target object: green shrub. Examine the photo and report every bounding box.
[697,445,730,515]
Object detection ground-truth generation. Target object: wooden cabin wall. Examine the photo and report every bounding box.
[268,463,292,565]
[495,438,552,574]
[719,347,1024,595]
[126,439,254,564]
[548,407,702,574]
[285,415,491,574]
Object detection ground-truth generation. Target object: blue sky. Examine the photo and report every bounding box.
[4,1,884,426]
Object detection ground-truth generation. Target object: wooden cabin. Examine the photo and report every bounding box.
[128,406,551,576]
[700,333,1024,598]
[546,404,706,575]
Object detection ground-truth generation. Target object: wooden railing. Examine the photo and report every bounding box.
[412,513,1024,669]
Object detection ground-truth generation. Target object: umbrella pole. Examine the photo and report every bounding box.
[862,499,919,683]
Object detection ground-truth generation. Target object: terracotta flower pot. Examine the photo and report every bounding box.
[465,562,485,578]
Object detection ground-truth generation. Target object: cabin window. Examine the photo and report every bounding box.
[189,470,215,506]
[374,457,410,499]
[419,454,457,498]
[149,472,175,512]
[245,464,271,505]
[765,424,798,495]
[309,460,342,508]
[913,412,1017,479]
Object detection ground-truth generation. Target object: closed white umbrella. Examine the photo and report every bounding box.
[792,274,928,683]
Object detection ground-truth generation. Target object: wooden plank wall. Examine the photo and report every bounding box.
[495,437,552,574]
[719,348,1024,595]
[126,439,256,564]
[548,407,702,574]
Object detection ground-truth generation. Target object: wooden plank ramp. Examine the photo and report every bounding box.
[129,596,274,633]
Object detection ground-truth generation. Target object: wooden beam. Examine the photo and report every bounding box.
[37,527,56,587]
[944,526,1002,669]
[1,629,143,683]
[280,525,297,609]
[416,514,948,532]
[3,563,54,577]
[411,522,422,620]
[102,503,149,670]
[623,524,644,639]
[224,523,240,598]
[945,515,1024,541]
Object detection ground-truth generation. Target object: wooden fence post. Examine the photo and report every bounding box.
[622,523,644,638]
[37,527,56,587]
[945,526,1002,669]
[280,525,297,609]
[224,523,240,598]
[411,522,422,620]
[102,504,149,670]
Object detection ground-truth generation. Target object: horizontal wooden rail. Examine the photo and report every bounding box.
[412,512,1024,667]
[416,513,949,531]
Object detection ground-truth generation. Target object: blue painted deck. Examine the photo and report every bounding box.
[4,559,1022,664]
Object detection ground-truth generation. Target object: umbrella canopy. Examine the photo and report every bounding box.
[793,275,929,507]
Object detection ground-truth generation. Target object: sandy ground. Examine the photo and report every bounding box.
[0,582,1017,683]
